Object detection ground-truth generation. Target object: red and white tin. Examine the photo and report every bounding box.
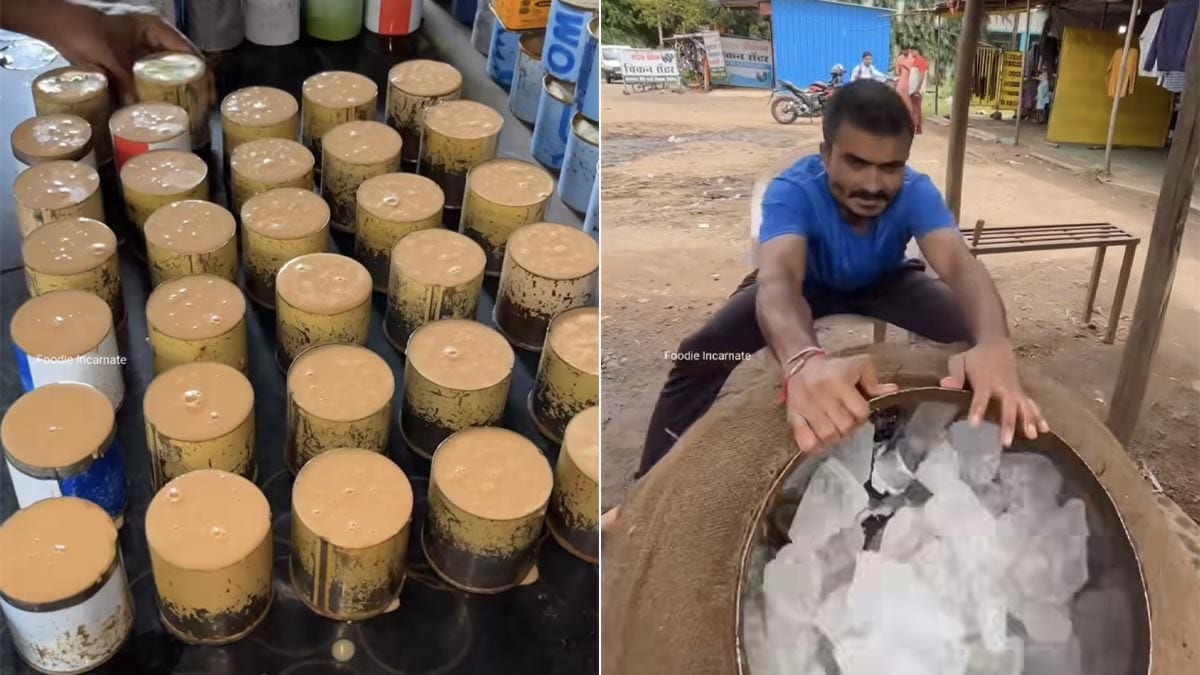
[365,0,422,36]
[108,102,191,172]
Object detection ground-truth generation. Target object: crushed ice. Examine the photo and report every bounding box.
[762,403,1095,675]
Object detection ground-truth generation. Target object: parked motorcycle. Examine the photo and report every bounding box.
[770,65,845,124]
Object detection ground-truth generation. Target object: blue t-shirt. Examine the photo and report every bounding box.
[759,154,957,293]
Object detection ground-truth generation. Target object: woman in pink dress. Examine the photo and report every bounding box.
[895,48,916,125]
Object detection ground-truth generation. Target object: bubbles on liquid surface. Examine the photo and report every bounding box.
[167,487,181,502]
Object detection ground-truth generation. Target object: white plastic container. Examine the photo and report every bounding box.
[245,0,301,46]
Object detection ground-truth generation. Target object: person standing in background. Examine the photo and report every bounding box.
[909,47,928,134]
[850,51,889,83]
[894,47,916,122]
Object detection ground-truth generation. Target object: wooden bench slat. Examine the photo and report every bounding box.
[969,239,1139,255]
[968,231,1138,245]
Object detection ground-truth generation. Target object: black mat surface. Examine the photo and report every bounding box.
[0,3,598,673]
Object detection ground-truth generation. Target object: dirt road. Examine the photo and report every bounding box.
[599,84,1200,523]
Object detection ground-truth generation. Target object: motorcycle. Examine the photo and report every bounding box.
[769,66,845,125]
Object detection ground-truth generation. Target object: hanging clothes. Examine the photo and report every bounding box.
[1161,71,1188,92]
[1145,0,1199,72]
[1139,9,1164,78]
[1106,48,1139,97]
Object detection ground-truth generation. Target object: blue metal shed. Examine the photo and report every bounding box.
[772,0,894,86]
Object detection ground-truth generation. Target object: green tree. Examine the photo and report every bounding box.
[628,0,714,45]
[602,0,662,46]
[851,0,962,84]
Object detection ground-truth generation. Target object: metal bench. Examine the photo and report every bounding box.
[963,220,1141,344]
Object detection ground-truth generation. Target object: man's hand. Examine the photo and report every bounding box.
[941,339,1050,446]
[786,354,898,453]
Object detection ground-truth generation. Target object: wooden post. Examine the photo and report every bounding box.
[945,0,985,221]
[1107,9,1200,444]
[1102,0,1141,175]
[935,16,941,116]
[1014,0,1033,145]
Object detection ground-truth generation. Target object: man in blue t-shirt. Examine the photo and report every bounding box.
[637,79,1048,476]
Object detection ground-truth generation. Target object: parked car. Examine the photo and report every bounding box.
[601,45,631,83]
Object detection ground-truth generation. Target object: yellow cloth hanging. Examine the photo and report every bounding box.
[1106,47,1139,97]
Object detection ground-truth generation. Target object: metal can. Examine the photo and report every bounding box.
[146,275,248,374]
[470,2,495,55]
[486,7,521,91]
[0,498,133,673]
[240,188,331,308]
[451,0,478,24]
[133,52,211,149]
[418,101,503,211]
[354,173,444,290]
[0,383,127,524]
[144,362,255,490]
[305,0,365,41]
[10,291,124,411]
[31,66,113,165]
[145,200,238,288]
[275,253,373,370]
[422,427,552,593]
[322,121,403,233]
[22,218,123,328]
[300,71,378,170]
[509,31,547,124]
[494,222,597,350]
[399,319,514,459]
[13,160,104,239]
[384,229,485,353]
[576,17,600,122]
[531,75,575,170]
[542,0,597,83]
[108,102,191,171]
[221,87,300,161]
[460,158,554,276]
[290,449,413,619]
[385,60,463,171]
[145,470,273,644]
[494,0,553,30]
[119,149,210,233]
[365,0,422,35]
[284,344,394,473]
[245,0,301,46]
[583,166,598,235]
[559,112,599,213]
[230,138,315,216]
[546,405,599,562]
[184,0,246,51]
[10,114,96,173]
[529,307,598,443]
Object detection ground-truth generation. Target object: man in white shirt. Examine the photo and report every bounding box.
[850,51,888,82]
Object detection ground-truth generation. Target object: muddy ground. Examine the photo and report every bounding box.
[598,84,1200,523]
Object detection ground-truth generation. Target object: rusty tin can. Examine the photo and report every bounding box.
[144,362,256,490]
[530,74,574,170]
[119,149,210,234]
[559,111,599,213]
[546,405,599,561]
[13,160,104,239]
[145,470,272,644]
[384,229,486,353]
[133,52,210,149]
[509,31,547,124]
[418,100,503,212]
[385,60,463,171]
[494,0,553,30]
[0,498,133,673]
[300,71,378,171]
[399,319,514,459]
[485,6,522,91]
[144,200,238,288]
[460,158,554,276]
[31,66,113,165]
[290,449,413,619]
[354,172,444,290]
[422,427,552,593]
[529,306,598,443]
[22,217,123,328]
[11,114,96,173]
[284,344,394,474]
[230,137,315,218]
[221,86,300,161]
[321,120,403,233]
[109,102,191,171]
[274,253,373,370]
[240,188,331,308]
[494,222,598,350]
[146,275,248,374]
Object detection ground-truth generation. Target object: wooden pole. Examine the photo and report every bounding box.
[1014,0,1032,145]
[945,0,985,221]
[1106,9,1200,445]
[935,16,941,116]
[1102,0,1141,174]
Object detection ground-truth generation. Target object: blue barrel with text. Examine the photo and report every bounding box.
[582,165,598,235]
[558,112,598,213]
[531,75,575,171]
[574,16,599,122]
[509,31,547,124]
[485,6,520,89]
[541,0,596,83]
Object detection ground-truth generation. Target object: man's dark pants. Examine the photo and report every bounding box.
[636,261,973,477]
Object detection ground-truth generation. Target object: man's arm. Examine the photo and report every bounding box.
[757,235,819,364]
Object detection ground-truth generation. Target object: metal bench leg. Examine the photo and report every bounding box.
[1083,245,1107,324]
[1105,242,1138,344]
[873,320,887,344]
